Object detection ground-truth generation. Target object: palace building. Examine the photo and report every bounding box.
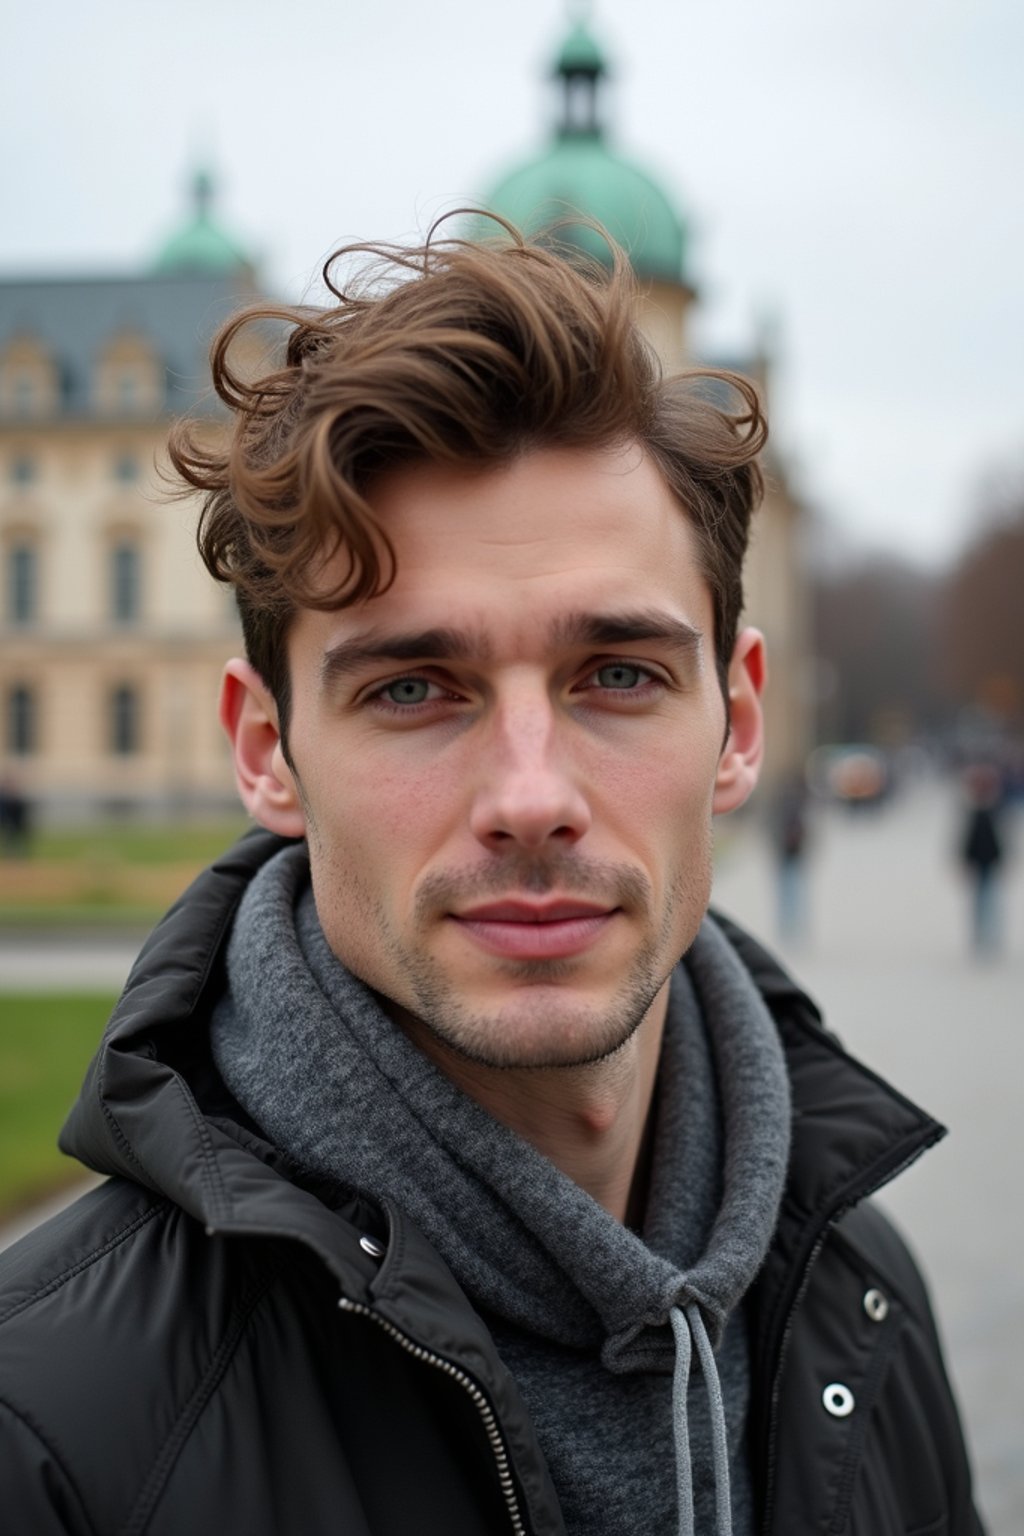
[1,23,808,821]
[0,173,256,818]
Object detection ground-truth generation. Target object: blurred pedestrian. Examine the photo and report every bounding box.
[0,775,31,857]
[959,764,1007,955]
[771,772,810,941]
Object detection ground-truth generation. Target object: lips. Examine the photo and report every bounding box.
[451,898,619,960]
[457,899,612,923]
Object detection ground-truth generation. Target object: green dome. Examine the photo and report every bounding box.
[478,21,686,284]
[484,138,685,283]
[153,170,251,275]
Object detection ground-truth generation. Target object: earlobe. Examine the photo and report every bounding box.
[220,659,307,838]
[713,628,766,816]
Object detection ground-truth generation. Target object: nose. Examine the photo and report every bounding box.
[469,686,592,852]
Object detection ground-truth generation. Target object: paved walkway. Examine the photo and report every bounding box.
[0,930,144,992]
[713,777,1023,1534]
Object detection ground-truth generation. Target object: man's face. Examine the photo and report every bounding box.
[235,444,762,1069]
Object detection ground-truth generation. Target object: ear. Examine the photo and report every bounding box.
[713,627,766,815]
[220,658,307,837]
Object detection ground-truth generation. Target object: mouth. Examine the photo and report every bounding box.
[450,898,620,960]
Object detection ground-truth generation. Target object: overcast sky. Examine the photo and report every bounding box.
[4,0,1022,566]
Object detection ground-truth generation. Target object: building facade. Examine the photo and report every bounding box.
[0,177,254,818]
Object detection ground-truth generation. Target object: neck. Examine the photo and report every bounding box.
[393,983,670,1223]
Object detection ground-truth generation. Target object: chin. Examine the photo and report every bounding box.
[422,989,656,1072]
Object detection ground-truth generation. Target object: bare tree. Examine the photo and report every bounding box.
[812,555,942,744]
[940,497,1024,727]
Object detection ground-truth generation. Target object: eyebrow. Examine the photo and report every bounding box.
[319,608,703,691]
[320,627,492,689]
[550,609,704,661]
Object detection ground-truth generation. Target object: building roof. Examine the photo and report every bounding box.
[480,21,687,285]
[0,269,257,419]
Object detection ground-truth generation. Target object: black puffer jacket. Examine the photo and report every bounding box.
[0,832,984,1535]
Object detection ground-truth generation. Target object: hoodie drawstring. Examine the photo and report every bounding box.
[670,1303,732,1536]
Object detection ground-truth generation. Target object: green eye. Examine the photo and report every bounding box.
[384,677,431,705]
[595,663,644,689]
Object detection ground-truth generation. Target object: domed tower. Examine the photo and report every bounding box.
[153,168,253,277]
[478,17,810,792]
[481,19,696,369]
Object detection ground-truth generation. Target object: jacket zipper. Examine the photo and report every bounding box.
[337,1295,528,1536]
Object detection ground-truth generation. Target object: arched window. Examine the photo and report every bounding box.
[6,684,36,755]
[14,375,36,415]
[94,333,161,417]
[110,684,140,756]
[2,338,57,419]
[113,452,139,484]
[110,540,140,624]
[7,543,38,625]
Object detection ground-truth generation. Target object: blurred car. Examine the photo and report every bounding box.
[808,744,890,806]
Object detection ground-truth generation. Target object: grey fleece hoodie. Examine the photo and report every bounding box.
[211,844,791,1536]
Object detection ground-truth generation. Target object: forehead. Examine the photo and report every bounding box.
[305,443,713,652]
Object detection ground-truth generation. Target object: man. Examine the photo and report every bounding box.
[0,226,982,1534]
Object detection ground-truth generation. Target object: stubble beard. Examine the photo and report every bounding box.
[375,850,713,1071]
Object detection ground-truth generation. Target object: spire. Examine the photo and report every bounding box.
[152,164,252,276]
[192,167,214,219]
[552,15,609,138]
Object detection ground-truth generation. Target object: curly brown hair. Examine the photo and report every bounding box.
[169,217,766,750]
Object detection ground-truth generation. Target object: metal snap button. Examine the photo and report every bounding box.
[359,1234,386,1259]
[822,1382,855,1418]
[865,1284,890,1320]
[863,1287,889,1323]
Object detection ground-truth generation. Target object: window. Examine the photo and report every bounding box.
[10,455,35,485]
[2,340,56,419]
[110,684,140,756]
[13,374,35,417]
[94,335,161,417]
[110,540,140,624]
[7,684,36,755]
[8,544,38,625]
[113,453,139,484]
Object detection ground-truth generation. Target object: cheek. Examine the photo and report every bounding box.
[304,750,458,875]
[598,733,720,838]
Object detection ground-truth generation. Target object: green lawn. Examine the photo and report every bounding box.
[29,821,249,865]
[0,817,250,926]
[0,993,116,1218]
